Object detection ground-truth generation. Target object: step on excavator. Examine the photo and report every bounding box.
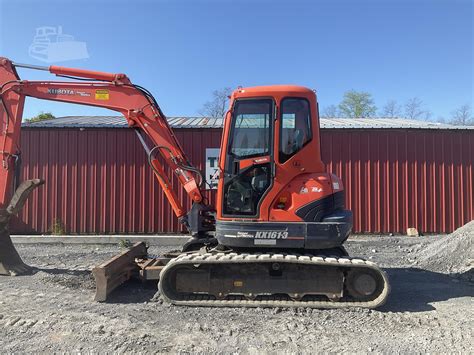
[0,57,389,308]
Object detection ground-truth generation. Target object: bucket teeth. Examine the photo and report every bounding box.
[0,225,33,275]
[0,179,44,276]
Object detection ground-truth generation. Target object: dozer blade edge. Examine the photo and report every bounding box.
[91,242,174,301]
[92,242,148,301]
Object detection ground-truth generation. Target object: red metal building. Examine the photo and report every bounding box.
[12,116,473,235]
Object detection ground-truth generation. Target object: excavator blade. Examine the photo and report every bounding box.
[92,243,178,302]
[92,242,148,301]
[0,179,44,276]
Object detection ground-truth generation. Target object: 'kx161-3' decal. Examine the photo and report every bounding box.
[237,231,289,239]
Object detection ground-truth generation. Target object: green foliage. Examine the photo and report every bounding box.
[118,239,132,248]
[25,112,55,123]
[50,218,66,235]
[338,90,377,118]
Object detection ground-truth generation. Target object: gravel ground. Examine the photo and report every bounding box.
[0,234,473,353]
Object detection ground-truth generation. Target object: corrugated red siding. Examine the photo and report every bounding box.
[321,130,473,234]
[12,127,473,234]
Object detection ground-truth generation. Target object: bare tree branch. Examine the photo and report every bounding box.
[450,104,473,125]
[320,105,339,118]
[404,97,430,120]
[380,100,402,118]
[199,87,232,118]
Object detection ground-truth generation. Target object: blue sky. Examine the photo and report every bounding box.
[0,0,472,120]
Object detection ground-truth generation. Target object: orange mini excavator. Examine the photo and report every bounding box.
[0,58,389,308]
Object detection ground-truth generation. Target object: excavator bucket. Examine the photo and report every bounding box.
[0,179,44,276]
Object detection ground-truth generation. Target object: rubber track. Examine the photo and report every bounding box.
[159,252,390,309]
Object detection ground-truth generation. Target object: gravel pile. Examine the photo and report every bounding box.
[416,220,473,280]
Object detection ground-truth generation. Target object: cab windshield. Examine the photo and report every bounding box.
[229,99,273,159]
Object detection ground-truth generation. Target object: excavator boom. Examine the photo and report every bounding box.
[0,59,206,216]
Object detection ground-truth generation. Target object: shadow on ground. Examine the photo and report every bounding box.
[105,279,158,304]
[380,268,473,312]
[33,267,97,290]
[34,267,90,277]
[31,267,158,302]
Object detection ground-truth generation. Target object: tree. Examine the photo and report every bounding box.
[338,90,376,118]
[450,104,473,126]
[25,112,55,123]
[404,97,431,120]
[380,100,402,118]
[320,104,339,118]
[199,87,232,118]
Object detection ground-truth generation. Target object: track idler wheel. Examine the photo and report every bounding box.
[346,268,381,301]
[0,179,44,276]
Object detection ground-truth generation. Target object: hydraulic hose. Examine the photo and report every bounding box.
[134,129,204,189]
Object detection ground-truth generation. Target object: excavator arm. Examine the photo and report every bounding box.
[0,57,206,217]
[0,58,214,284]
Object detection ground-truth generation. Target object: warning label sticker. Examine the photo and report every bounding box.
[95,90,109,100]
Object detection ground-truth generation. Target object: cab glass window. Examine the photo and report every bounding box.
[229,99,273,159]
[279,98,312,163]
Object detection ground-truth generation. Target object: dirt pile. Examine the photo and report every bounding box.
[416,220,473,280]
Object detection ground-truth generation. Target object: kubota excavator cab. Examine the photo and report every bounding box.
[215,86,352,253]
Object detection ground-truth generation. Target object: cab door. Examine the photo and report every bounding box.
[221,98,274,217]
